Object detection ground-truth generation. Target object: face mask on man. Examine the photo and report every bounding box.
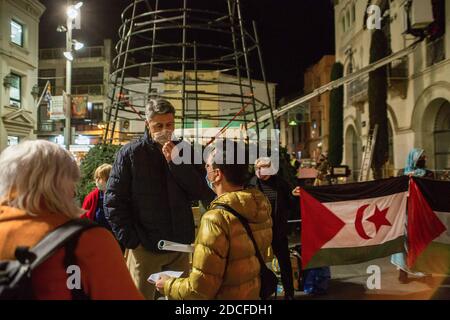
[152,129,173,145]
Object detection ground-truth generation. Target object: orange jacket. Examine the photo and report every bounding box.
[0,206,143,300]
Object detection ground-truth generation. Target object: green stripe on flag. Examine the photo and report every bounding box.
[306,236,405,269]
[412,241,450,275]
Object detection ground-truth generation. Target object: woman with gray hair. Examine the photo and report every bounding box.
[0,140,143,300]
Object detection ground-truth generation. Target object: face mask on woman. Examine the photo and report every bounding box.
[416,159,426,169]
[205,175,214,191]
[205,169,218,193]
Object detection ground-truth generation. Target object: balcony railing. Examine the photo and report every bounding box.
[347,75,368,106]
[39,46,105,60]
[38,121,56,133]
[72,84,104,96]
[38,85,104,96]
[388,57,409,80]
[39,48,64,60]
[426,36,446,67]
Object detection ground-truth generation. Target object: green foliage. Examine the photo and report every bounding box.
[77,143,122,203]
[368,30,390,179]
[328,62,344,167]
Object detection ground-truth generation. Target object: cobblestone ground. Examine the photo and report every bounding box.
[279,231,450,300]
[284,257,450,300]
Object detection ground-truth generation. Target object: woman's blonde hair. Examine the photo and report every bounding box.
[0,140,83,218]
[94,163,112,181]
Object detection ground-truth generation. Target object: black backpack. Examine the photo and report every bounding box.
[216,205,278,300]
[0,219,98,300]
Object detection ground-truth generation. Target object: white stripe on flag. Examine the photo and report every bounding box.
[321,192,407,249]
[434,211,450,245]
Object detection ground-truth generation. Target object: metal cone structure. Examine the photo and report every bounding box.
[103,0,276,145]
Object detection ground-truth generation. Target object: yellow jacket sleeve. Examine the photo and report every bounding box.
[163,210,229,300]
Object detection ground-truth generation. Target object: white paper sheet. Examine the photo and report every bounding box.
[158,240,194,253]
[147,271,184,284]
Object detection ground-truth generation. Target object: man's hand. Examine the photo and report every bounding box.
[155,274,171,294]
[292,186,301,197]
[162,141,177,163]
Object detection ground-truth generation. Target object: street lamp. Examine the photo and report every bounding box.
[63,40,84,61]
[67,2,83,19]
[63,51,74,61]
[61,1,83,151]
[73,40,84,51]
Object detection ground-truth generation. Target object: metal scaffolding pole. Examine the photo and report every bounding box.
[105,0,274,145]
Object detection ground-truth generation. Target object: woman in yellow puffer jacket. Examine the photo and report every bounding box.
[156,145,272,300]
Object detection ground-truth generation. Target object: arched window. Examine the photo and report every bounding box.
[352,4,356,22]
[434,100,450,171]
[345,126,361,181]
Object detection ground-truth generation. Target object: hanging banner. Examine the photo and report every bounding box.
[71,95,89,119]
[49,96,65,120]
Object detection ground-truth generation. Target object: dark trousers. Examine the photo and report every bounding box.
[272,233,294,296]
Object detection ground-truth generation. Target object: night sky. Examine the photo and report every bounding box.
[39,0,335,101]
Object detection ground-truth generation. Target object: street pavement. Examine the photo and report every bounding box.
[290,257,450,300]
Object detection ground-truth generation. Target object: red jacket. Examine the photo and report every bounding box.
[81,188,99,220]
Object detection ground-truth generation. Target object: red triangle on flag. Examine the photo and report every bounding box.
[300,189,345,269]
[407,178,447,268]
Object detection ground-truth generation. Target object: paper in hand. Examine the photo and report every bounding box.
[147,271,184,284]
[158,240,194,253]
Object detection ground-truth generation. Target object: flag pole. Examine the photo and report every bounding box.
[35,80,51,109]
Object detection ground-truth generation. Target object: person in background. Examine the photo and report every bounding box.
[248,157,296,300]
[290,152,300,171]
[0,140,143,300]
[392,148,434,283]
[314,154,331,186]
[81,163,112,231]
[104,98,213,300]
[155,141,272,299]
[396,148,434,179]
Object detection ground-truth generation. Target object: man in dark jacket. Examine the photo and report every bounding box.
[104,99,213,300]
[248,157,296,300]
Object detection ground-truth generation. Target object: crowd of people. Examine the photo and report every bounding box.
[0,99,301,300]
[0,98,443,300]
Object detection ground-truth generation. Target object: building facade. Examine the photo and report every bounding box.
[280,55,335,160]
[37,39,113,159]
[0,0,45,151]
[334,0,450,180]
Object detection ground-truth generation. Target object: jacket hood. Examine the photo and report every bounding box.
[404,148,426,177]
[210,188,271,224]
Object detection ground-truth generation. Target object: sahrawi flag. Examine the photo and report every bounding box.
[300,177,409,269]
[408,177,448,274]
